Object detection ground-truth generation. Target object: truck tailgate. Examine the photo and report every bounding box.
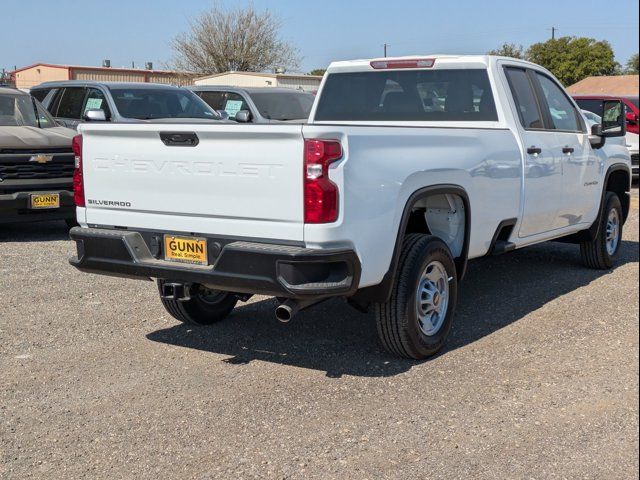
[79,123,304,241]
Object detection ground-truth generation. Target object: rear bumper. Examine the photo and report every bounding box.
[69,227,361,299]
[0,189,75,224]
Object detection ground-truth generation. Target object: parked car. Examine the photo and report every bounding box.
[190,86,315,122]
[67,55,631,359]
[0,87,76,225]
[574,95,639,179]
[31,81,221,129]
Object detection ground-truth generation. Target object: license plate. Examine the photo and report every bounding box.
[164,235,208,265]
[30,193,60,209]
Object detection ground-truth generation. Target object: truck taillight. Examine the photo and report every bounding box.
[304,139,342,223]
[72,134,85,207]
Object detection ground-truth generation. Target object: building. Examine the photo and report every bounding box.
[194,71,323,92]
[10,62,198,90]
[567,75,639,96]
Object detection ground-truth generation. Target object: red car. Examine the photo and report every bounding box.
[573,95,639,135]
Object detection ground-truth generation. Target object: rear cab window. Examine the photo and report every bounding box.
[314,68,498,122]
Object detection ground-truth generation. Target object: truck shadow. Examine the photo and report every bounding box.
[147,239,638,378]
[0,221,70,243]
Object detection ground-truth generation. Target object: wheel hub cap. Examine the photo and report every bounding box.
[416,260,450,336]
[605,208,620,256]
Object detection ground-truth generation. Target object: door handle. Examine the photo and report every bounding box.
[562,147,575,154]
[527,146,542,155]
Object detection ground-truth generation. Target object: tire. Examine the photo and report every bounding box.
[580,192,623,270]
[374,234,458,360]
[157,280,237,325]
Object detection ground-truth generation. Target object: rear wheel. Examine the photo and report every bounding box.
[580,192,623,269]
[374,234,458,359]
[157,280,237,325]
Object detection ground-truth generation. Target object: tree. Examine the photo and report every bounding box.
[526,36,618,86]
[171,5,300,74]
[625,53,639,74]
[308,68,326,76]
[487,43,525,59]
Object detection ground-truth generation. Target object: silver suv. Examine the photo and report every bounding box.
[31,81,221,129]
[190,86,315,123]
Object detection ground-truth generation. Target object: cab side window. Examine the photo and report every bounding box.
[57,87,87,119]
[504,68,544,129]
[31,89,50,102]
[535,73,582,132]
[196,91,225,110]
[222,93,249,120]
[83,88,111,119]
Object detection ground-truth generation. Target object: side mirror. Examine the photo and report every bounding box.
[235,110,252,123]
[84,109,107,122]
[589,124,605,150]
[601,100,626,137]
[625,111,638,125]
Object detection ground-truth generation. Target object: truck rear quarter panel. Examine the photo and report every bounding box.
[302,125,522,288]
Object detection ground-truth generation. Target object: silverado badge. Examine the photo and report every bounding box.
[29,154,54,164]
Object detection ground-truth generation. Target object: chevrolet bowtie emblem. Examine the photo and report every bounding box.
[29,154,54,164]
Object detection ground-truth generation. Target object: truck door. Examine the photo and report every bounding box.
[532,72,598,229]
[503,66,563,237]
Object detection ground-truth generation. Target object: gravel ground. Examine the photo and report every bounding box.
[1,190,638,480]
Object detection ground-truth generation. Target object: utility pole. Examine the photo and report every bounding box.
[551,26,556,40]
[384,43,388,57]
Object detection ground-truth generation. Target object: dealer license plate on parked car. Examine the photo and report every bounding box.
[30,193,60,209]
[164,235,208,265]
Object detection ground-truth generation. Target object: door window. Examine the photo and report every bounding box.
[222,93,249,119]
[46,89,63,116]
[575,98,604,117]
[83,88,111,119]
[196,91,225,110]
[504,68,544,129]
[57,87,87,119]
[30,88,50,102]
[535,73,582,132]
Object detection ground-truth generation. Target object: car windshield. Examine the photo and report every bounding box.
[108,87,220,120]
[625,96,639,109]
[249,91,315,120]
[0,93,57,128]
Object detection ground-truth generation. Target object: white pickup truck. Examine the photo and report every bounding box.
[69,56,632,359]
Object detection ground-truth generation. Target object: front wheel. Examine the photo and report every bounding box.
[157,280,237,325]
[580,192,623,269]
[374,234,458,360]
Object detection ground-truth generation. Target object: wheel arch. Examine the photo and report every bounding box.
[605,164,631,223]
[351,184,470,304]
[571,163,631,244]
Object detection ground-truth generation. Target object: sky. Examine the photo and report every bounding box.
[1,0,638,74]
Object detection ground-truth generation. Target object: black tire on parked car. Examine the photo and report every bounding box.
[374,234,458,360]
[157,280,237,325]
[580,192,623,270]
